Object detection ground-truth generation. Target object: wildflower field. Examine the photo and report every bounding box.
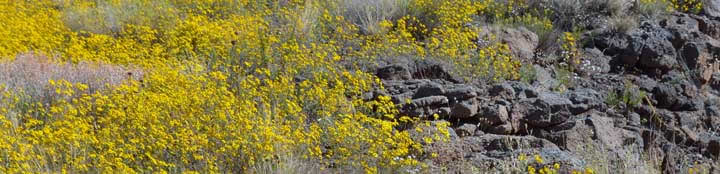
[0,0,712,173]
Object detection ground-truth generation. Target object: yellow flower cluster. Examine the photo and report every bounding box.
[0,0,547,172]
[0,1,473,173]
[559,31,581,72]
[417,0,522,82]
[0,1,68,58]
[638,0,704,13]
[517,153,596,174]
[0,65,436,172]
[485,0,554,36]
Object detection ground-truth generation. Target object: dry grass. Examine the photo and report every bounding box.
[250,155,331,174]
[607,14,639,33]
[0,53,143,101]
[340,0,410,35]
[59,1,178,34]
[633,0,672,18]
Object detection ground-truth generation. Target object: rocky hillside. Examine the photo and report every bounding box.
[365,1,720,173]
[2,0,720,173]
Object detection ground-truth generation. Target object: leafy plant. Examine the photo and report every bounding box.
[554,64,574,92]
[606,80,647,110]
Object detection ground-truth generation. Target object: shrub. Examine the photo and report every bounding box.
[634,0,703,16]
[340,0,411,35]
[58,0,179,34]
[0,53,142,106]
[605,81,647,111]
[607,14,639,33]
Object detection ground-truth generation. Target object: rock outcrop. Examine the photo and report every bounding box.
[373,11,720,172]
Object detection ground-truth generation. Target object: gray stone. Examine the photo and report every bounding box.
[489,83,516,99]
[456,123,478,137]
[487,123,513,135]
[414,82,445,99]
[410,96,449,108]
[523,93,573,127]
[376,64,411,80]
[480,105,510,127]
[703,0,720,18]
[445,86,478,101]
[450,100,479,118]
[580,48,612,75]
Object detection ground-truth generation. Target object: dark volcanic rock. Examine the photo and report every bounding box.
[410,59,462,83]
[414,82,446,99]
[566,88,604,114]
[489,83,516,99]
[631,22,678,74]
[708,138,720,159]
[450,100,479,118]
[521,93,573,128]
[376,15,720,169]
[376,64,411,80]
[592,32,642,70]
[445,86,478,101]
[456,123,478,137]
[653,82,699,111]
[479,105,510,127]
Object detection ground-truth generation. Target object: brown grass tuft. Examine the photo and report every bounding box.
[0,53,143,99]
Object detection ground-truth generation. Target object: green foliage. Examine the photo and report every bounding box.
[553,64,574,92]
[519,64,537,84]
[606,81,647,110]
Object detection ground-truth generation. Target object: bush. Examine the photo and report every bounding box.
[634,0,703,17]
[341,0,411,35]
[605,81,647,111]
[0,53,142,106]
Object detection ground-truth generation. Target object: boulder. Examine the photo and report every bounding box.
[445,86,478,102]
[489,82,516,99]
[479,105,510,127]
[630,23,678,73]
[414,82,446,99]
[487,123,513,135]
[653,83,698,111]
[410,59,461,83]
[566,88,604,114]
[708,138,720,159]
[478,26,539,62]
[703,0,720,18]
[376,64,412,80]
[664,14,720,85]
[586,115,626,149]
[456,123,478,137]
[450,100,479,118]
[534,65,559,91]
[579,48,612,75]
[522,93,574,128]
[593,32,642,69]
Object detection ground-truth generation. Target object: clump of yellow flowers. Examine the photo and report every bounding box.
[0,0,699,173]
[0,0,513,173]
[559,31,581,72]
[517,153,597,174]
[638,0,703,13]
